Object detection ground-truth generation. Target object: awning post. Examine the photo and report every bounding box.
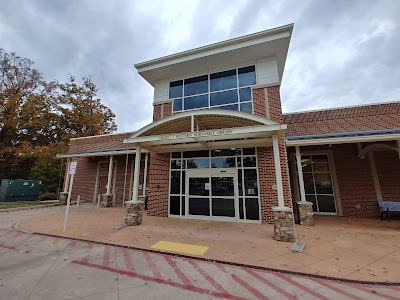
[132,145,142,202]
[142,153,149,196]
[295,146,306,202]
[272,135,285,208]
[106,155,114,195]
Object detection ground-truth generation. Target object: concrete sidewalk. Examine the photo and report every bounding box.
[1,228,399,299]
[18,203,400,283]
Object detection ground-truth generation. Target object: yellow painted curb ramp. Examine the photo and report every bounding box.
[151,241,208,256]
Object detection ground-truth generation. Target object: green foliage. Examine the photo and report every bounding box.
[0,48,117,191]
[30,142,68,193]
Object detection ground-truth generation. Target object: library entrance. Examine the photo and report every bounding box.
[186,169,237,222]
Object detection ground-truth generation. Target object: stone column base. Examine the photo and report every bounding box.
[297,201,315,226]
[59,192,68,205]
[101,194,113,207]
[125,201,145,226]
[272,207,295,242]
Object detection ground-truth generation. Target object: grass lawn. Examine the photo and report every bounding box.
[0,201,58,209]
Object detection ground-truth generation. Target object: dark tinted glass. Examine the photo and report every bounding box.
[189,198,210,216]
[184,75,208,96]
[210,69,237,92]
[303,173,315,193]
[243,157,256,167]
[181,171,186,193]
[184,94,208,110]
[306,195,317,212]
[187,159,209,168]
[170,171,181,194]
[183,150,209,158]
[171,152,181,158]
[211,157,236,168]
[181,196,185,215]
[317,195,336,212]
[239,198,244,219]
[311,155,329,163]
[216,104,238,111]
[240,102,252,113]
[238,66,256,87]
[189,177,209,196]
[173,98,182,112]
[238,169,243,196]
[301,156,312,172]
[314,173,333,194]
[243,148,255,155]
[245,198,260,220]
[171,160,181,169]
[212,198,235,217]
[312,163,330,172]
[169,80,183,98]
[237,157,241,168]
[211,149,241,157]
[169,196,180,215]
[244,169,258,196]
[211,177,234,196]
[210,89,238,106]
[239,87,251,102]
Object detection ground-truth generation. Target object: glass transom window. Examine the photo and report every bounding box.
[170,66,256,114]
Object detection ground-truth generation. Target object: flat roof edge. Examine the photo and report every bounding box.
[134,23,294,71]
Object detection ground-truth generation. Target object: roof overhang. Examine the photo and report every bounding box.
[124,110,286,153]
[56,147,147,159]
[286,129,400,147]
[135,24,293,86]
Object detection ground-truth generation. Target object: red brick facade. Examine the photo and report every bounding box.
[147,153,170,217]
[288,142,400,218]
[62,86,400,222]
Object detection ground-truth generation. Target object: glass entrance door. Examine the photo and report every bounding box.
[186,170,237,221]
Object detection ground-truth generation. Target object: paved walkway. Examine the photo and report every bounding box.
[19,204,400,283]
[1,228,399,299]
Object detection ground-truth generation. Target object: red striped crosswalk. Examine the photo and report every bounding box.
[0,228,399,300]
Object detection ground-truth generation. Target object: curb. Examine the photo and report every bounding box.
[0,203,62,213]
[15,227,400,287]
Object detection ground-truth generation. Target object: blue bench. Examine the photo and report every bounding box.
[378,201,400,220]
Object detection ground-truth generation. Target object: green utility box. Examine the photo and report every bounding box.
[0,179,42,202]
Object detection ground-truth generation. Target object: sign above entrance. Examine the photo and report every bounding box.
[158,129,233,141]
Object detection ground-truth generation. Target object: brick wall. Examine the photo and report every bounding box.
[289,142,400,218]
[69,132,133,153]
[66,154,147,206]
[153,102,172,122]
[375,150,400,202]
[147,153,170,217]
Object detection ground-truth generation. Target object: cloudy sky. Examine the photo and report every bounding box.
[1,0,399,132]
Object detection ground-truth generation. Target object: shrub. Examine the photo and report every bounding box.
[38,192,58,201]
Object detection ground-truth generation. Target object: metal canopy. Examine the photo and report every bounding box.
[123,110,286,153]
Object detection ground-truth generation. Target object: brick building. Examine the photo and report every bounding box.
[58,24,400,228]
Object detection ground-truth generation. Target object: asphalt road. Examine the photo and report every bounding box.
[0,207,399,300]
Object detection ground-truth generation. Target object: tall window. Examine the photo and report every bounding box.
[170,66,256,114]
[301,154,337,214]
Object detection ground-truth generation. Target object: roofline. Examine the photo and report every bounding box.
[70,131,135,141]
[134,23,294,71]
[56,148,149,159]
[125,109,280,141]
[283,99,400,116]
[286,133,400,147]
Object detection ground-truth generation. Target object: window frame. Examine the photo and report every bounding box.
[169,65,257,114]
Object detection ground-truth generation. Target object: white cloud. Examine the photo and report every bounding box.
[1,0,399,131]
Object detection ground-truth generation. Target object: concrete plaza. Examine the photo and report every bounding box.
[18,203,400,283]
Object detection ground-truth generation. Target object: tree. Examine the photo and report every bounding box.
[0,49,44,179]
[0,48,117,193]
